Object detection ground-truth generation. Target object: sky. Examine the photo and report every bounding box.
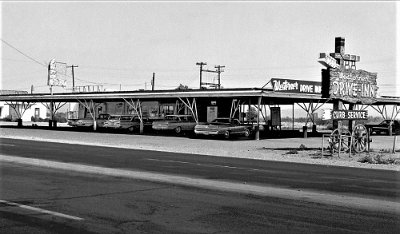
[0,1,398,96]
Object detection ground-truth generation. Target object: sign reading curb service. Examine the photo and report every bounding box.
[271,78,322,94]
[331,110,368,120]
[327,68,378,104]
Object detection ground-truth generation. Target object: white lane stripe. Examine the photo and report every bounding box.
[1,154,399,214]
[0,199,84,221]
[0,143,15,147]
[146,158,264,171]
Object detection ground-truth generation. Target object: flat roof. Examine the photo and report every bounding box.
[0,88,399,105]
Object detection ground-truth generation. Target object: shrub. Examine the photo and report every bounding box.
[299,144,307,151]
[374,154,384,164]
[286,149,298,154]
[358,154,400,165]
[358,155,374,164]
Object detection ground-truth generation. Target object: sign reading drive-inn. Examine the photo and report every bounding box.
[320,37,378,125]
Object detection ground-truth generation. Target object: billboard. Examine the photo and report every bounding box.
[271,78,322,94]
[47,59,67,87]
[327,68,378,104]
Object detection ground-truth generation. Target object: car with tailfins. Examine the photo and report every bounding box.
[194,118,252,139]
[152,115,197,134]
[68,113,110,128]
[104,115,139,132]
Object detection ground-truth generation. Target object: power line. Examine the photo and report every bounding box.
[1,38,47,67]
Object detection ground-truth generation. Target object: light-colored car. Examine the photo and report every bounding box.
[104,115,138,131]
[194,118,252,139]
[68,113,110,128]
[75,118,95,127]
[152,115,197,134]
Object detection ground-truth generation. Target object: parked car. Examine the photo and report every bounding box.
[68,113,110,128]
[67,119,78,127]
[194,118,252,139]
[152,115,197,134]
[96,113,111,128]
[366,120,400,135]
[103,115,139,131]
[75,118,95,128]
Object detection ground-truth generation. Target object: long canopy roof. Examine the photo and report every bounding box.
[0,88,399,105]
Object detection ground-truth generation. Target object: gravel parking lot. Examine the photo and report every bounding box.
[0,121,399,171]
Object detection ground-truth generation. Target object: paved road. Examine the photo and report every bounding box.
[1,138,400,233]
[1,138,399,201]
[1,162,399,234]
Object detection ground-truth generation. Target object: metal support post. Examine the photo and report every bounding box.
[255,96,262,140]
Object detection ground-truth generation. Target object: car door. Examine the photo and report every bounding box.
[182,116,193,130]
[230,119,241,134]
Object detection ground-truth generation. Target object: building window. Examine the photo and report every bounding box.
[35,108,40,119]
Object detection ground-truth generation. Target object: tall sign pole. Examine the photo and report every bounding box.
[152,72,155,91]
[47,59,68,127]
[67,65,78,92]
[196,62,207,89]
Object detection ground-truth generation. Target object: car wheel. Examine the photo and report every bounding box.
[128,126,135,132]
[243,129,250,137]
[224,131,230,139]
[175,126,182,134]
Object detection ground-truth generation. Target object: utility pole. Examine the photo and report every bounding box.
[196,62,207,89]
[215,65,225,89]
[198,63,225,89]
[151,72,155,91]
[67,65,78,92]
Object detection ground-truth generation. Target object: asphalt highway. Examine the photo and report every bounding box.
[0,138,399,201]
[1,162,399,233]
[1,138,400,233]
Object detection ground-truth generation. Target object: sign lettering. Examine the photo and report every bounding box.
[271,78,321,94]
[331,110,368,120]
[327,68,378,104]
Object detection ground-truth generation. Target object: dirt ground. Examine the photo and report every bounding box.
[0,122,399,171]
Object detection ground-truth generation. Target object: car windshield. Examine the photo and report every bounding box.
[211,118,231,124]
[120,116,133,121]
[165,116,180,121]
[98,114,109,119]
[109,116,120,120]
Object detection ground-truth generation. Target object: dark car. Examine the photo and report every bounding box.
[194,118,252,139]
[367,120,400,135]
[152,115,197,134]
